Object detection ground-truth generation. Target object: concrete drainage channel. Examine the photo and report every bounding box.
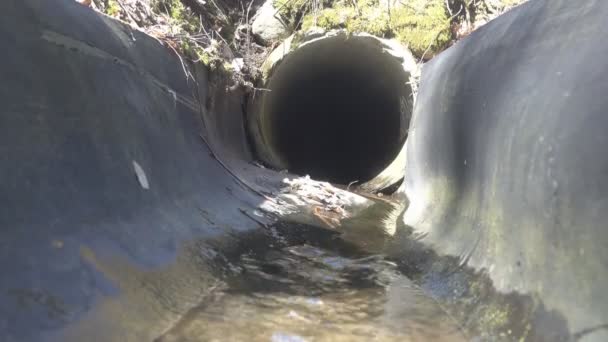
[3,0,608,341]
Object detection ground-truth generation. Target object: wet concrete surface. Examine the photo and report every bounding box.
[155,223,467,342]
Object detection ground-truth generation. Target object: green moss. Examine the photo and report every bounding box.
[499,0,525,7]
[345,8,390,36]
[274,0,308,24]
[474,301,516,338]
[106,0,121,17]
[274,0,335,28]
[151,0,235,72]
[198,51,212,65]
[302,7,354,31]
[180,39,206,63]
[153,0,200,32]
[301,0,451,58]
[390,0,452,57]
[181,39,232,71]
[170,0,185,19]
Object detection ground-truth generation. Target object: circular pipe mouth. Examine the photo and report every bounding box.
[251,33,415,187]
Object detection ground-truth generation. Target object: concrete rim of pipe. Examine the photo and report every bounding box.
[248,30,418,192]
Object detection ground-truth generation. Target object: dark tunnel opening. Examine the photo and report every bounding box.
[262,36,413,185]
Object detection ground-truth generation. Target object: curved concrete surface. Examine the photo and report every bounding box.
[0,1,264,341]
[2,0,608,341]
[402,0,608,340]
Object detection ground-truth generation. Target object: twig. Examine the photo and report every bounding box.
[214,29,230,47]
[271,0,293,29]
[395,0,426,13]
[482,0,498,14]
[445,0,453,16]
[252,87,272,100]
[274,0,296,15]
[245,0,255,54]
[115,0,140,27]
[199,15,210,37]
[349,0,361,16]
[347,180,359,191]
[295,0,314,28]
[418,4,463,62]
[166,42,195,83]
[208,0,229,23]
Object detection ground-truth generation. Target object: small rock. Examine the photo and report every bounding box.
[252,0,290,45]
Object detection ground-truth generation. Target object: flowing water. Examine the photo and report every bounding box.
[157,224,467,342]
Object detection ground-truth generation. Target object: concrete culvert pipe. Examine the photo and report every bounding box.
[249,33,417,189]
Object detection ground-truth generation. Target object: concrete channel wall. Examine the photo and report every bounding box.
[403,0,608,340]
[0,1,264,341]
